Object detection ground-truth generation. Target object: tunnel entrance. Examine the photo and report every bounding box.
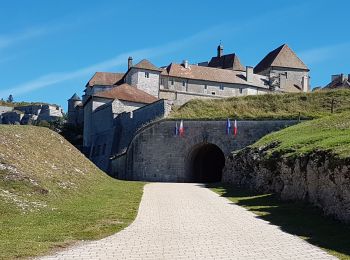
[188,143,225,183]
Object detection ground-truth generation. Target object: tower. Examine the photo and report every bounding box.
[217,43,224,57]
[67,93,82,125]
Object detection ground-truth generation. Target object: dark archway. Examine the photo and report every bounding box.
[188,143,225,183]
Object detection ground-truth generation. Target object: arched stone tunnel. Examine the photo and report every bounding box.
[187,143,225,183]
[111,120,298,182]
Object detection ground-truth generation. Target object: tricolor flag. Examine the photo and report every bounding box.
[174,122,179,136]
[234,119,238,137]
[179,120,185,137]
[226,118,231,135]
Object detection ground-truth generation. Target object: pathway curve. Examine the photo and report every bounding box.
[40,183,335,259]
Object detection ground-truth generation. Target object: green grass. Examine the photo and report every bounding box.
[0,125,144,259]
[209,183,350,259]
[253,111,350,158]
[170,89,350,120]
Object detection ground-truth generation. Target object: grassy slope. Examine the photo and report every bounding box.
[253,112,350,157]
[0,125,144,259]
[170,89,350,120]
[210,110,350,259]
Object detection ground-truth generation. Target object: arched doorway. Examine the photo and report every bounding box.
[187,143,225,183]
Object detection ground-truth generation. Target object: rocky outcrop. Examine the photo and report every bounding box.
[223,142,350,223]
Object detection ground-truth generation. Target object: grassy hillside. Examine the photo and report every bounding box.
[170,89,350,120]
[0,125,144,259]
[253,112,350,158]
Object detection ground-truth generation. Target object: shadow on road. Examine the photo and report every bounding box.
[206,183,350,258]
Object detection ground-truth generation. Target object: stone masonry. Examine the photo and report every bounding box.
[111,120,298,182]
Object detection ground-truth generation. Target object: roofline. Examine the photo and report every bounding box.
[129,66,163,72]
[161,74,269,89]
[270,65,310,72]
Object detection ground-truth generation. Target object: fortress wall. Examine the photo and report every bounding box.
[120,120,298,182]
[112,99,170,156]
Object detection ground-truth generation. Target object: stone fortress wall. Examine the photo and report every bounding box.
[90,99,171,172]
[111,120,298,182]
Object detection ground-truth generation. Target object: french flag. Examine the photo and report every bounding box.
[226,118,231,135]
[179,120,185,137]
[234,120,238,137]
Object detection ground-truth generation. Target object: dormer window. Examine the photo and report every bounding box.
[145,72,150,78]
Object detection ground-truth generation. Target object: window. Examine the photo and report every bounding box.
[239,88,243,94]
[211,91,216,95]
[171,78,174,85]
[220,84,224,90]
[204,84,207,90]
[145,72,150,78]
[285,72,288,79]
[182,80,186,87]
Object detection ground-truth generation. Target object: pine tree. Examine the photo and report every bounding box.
[7,94,14,103]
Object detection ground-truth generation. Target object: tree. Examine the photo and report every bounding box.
[7,94,14,103]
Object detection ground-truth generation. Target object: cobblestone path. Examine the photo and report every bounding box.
[40,183,335,259]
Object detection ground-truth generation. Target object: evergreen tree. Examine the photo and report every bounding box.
[7,94,14,103]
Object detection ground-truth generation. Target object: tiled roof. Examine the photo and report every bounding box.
[254,44,308,73]
[324,75,350,89]
[87,72,125,87]
[161,63,269,89]
[132,59,162,72]
[208,53,245,71]
[93,84,158,104]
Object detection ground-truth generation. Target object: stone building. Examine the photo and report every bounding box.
[68,43,309,174]
[67,93,84,126]
[0,104,63,125]
[323,74,350,89]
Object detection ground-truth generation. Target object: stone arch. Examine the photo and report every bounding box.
[186,142,225,183]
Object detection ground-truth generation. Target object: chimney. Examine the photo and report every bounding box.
[217,44,223,58]
[183,60,189,69]
[331,74,340,82]
[341,73,346,82]
[246,66,253,82]
[128,56,133,69]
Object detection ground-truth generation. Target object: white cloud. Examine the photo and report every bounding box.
[0,26,224,98]
[299,43,350,65]
[0,27,49,50]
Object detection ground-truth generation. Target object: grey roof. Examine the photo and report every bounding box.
[254,44,309,74]
[324,74,350,89]
[69,93,81,101]
[208,53,245,71]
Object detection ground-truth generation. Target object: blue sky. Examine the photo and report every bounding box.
[1,0,350,111]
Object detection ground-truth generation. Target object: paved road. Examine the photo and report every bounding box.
[40,183,335,259]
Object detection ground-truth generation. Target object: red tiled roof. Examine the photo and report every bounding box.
[93,84,158,104]
[132,59,162,72]
[87,72,125,87]
[161,63,268,88]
